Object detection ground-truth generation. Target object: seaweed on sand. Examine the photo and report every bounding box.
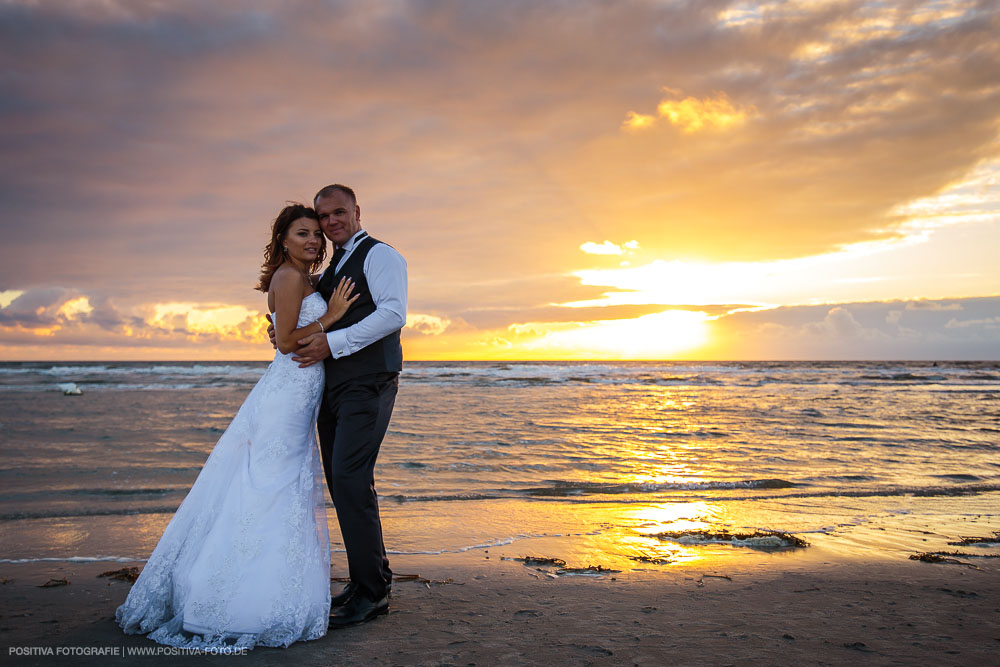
[696,574,733,587]
[392,573,462,586]
[504,556,568,567]
[924,550,1000,559]
[947,531,1000,546]
[98,567,140,583]
[628,555,673,565]
[331,573,460,586]
[502,556,619,576]
[555,565,621,575]
[909,553,980,570]
[652,529,809,549]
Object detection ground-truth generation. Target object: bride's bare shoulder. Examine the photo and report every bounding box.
[270,264,296,281]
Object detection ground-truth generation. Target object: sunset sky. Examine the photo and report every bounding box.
[1,0,998,360]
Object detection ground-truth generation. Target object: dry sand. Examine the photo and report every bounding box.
[2,554,998,666]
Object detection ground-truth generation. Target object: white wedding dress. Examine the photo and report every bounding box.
[117,293,331,650]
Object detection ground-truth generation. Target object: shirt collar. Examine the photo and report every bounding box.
[336,229,368,253]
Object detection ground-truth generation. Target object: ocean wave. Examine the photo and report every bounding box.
[521,479,799,496]
[4,361,999,392]
[0,487,183,502]
[375,479,800,502]
[36,364,264,377]
[461,481,1000,505]
[40,365,110,375]
[391,461,430,469]
[385,492,505,503]
[0,556,145,564]
[817,475,878,482]
[0,362,272,392]
[57,382,241,391]
[63,487,182,497]
[931,474,982,481]
[3,483,998,519]
[0,506,180,521]
[662,482,1000,504]
[0,536,546,563]
[401,375,1000,389]
[652,529,808,549]
[386,534,536,555]
[858,373,948,382]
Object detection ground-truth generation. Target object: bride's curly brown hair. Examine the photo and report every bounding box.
[255,203,326,292]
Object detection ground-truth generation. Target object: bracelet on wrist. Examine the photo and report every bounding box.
[314,319,325,333]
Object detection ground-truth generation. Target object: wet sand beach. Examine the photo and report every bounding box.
[2,554,999,665]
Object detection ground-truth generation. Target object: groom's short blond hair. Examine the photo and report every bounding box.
[314,184,357,207]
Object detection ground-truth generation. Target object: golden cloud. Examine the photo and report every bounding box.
[0,291,23,309]
[579,240,639,256]
[149,303,259,336]
[56,297,93,319]
[622,111,656,131]
[406,313,451,336]
[624,91,756,134]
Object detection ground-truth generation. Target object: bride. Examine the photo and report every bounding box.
[117,204,358,650]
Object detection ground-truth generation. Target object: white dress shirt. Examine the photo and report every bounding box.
[325,229,407,360]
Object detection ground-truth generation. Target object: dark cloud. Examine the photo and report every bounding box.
[0,288,135,333]
[3,282,997,359]
[0,1,997,358]
[560,4,1000,261]
[707,296,1000,359]
[0,288,75,328]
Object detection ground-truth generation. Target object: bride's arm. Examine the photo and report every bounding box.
[272,274,359,354]
[270,268,309,354]
[286,278,359,341]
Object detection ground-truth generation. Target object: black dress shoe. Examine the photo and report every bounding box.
[332,581,391,607]
[328,591,389,628]
[331,582,357,608]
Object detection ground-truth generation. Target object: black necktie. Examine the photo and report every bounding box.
[331,247,347,274]
[318,248,346,296]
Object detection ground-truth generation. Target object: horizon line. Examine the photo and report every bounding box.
[1,358,997,364]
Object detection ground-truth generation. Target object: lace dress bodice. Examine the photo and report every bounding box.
[263,291,326,401]
[272,292,328,351]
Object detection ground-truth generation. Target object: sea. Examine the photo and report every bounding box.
[1,360,998,572]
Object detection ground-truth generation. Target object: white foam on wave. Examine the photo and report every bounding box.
[382,534,541,556]
[2,535,551,564]
[0,556,145,564]
[397,361,1000,389]
[42,365,109,375]
[39,364,264,377]
[143,364,265,377]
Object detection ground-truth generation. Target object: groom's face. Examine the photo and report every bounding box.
[316,192,361,247]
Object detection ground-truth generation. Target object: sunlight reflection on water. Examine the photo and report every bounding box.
[1,361,998,570]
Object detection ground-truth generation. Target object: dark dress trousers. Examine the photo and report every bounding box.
[316,234,403,601]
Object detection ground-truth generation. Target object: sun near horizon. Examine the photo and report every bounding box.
[1,1,998,362]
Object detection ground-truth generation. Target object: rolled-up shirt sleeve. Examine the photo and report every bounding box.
[325,244,407,359]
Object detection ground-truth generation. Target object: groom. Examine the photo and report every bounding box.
[289,184,407,627]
